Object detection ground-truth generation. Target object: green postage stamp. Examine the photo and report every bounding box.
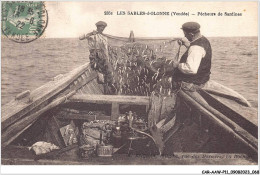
[1,1,48,43]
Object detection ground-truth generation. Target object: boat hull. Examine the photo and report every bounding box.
[1,63,258,164]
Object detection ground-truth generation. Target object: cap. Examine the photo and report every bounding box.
[181,22,200,33]
[96,21,107,27]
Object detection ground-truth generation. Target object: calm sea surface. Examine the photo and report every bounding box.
[1,37,258,108]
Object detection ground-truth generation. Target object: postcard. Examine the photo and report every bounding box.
[1,1,258,174]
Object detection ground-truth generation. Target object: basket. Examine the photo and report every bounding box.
[96,145,113,157]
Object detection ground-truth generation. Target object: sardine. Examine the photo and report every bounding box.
[159,86,162,93]
[168,89,171,96]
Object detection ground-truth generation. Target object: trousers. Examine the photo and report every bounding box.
[89,50,113,85]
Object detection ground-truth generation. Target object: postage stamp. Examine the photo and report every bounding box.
[1,1,48,43]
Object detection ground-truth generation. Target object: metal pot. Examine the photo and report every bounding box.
[96,145,113,157]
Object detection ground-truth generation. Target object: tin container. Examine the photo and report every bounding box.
[79,145,95,159]
[96,145,114,157]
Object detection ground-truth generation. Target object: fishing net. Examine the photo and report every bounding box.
[102,33,182,96]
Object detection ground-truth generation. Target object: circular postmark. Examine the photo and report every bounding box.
[1,1,48,43]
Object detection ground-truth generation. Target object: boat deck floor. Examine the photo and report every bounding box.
[2,116,257,165]
[2,145,256,165]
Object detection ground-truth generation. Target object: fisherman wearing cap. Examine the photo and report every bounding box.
[174,22,212,91]
[79,21,115,94]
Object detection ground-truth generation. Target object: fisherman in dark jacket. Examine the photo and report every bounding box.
[174,22,212,92]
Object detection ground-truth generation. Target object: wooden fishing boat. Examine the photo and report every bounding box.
[1,61,257,165]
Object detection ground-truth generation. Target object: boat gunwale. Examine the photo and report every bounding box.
[2,62,92,131]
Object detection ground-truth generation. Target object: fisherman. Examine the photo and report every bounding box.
[79,21,115,94]
[147,22,213,154]
[174,21,212,91]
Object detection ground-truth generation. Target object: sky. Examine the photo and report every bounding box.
[45,1,258,38]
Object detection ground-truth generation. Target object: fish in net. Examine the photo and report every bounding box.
[105,34,182,96]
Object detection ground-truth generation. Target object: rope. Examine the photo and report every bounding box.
[175,43,182,62]
[94,34,97,60]
[104,33,180,43]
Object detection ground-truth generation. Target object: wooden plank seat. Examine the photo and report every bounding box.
[68,94,150,105]
[68,94,150,120]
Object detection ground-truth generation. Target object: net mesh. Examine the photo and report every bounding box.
[95,33,182,96]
